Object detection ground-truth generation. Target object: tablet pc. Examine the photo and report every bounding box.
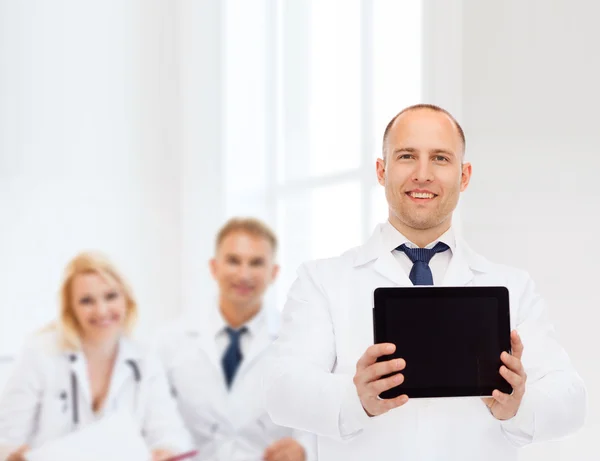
[373,286,512,399]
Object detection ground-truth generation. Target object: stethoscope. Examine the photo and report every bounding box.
[60,354,141,426]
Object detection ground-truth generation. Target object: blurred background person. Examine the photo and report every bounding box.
[0,252,193,461]
[158,218,315,461]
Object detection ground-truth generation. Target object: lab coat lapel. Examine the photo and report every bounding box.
[179,304,226,374]
[442,236,493,286]
[372,252,413,287]
[235,310,278,383]
[184,325,222,374]
[105,338,141,404]
[354,224,412,287]
[235,332,272,385]
[201,331,222,373]
[441,244,474,286]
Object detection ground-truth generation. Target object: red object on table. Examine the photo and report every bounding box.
[162,450,198,461]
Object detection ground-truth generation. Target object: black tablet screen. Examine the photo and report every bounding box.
[373,287,511,399]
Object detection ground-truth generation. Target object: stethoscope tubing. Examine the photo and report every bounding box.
[68,355,141,426]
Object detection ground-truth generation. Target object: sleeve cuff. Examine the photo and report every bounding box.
[338,379,371,440]
[500,392,536,446]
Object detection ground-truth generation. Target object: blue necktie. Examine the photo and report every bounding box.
[397,242,450,285]
[222,326,247,388]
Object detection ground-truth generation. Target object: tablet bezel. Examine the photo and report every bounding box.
[373,286,512,399]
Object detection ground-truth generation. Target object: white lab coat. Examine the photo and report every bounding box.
[158,306,316,461]
[0,329,193,460]
[264,223,587,461]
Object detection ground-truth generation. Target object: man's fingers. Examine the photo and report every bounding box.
[361,358,405,384]
[269,452,291,461]
[355,345,411,418]
[272,450,294,461]
[264,443,278,459]
[370,371,405,395]
[362,389,409,417]
[264,447,281,461]
[369,392,409,415]
[265,439,304,461]
[264,440,286,458]
[380,393,409,411]
[510,330,524,360]
[481,396,494,408]
[500,364,527,399]
[356,343,395,371]
[501,351,524,374]
[500,365,524,389]
[7,445,28,461]
[264,446,274,459]
[264,449,280,461]
[491,389,511,405]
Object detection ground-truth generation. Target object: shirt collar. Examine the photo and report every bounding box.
[213,304,266,339]
[381,220,456,254]
[63,335,141,363]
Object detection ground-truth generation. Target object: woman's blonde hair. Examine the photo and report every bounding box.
[54,251,138,350]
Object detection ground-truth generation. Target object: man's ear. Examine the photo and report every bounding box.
[270,264,280,283]
[376,158,386,186]
[460,162,472,192]
[209,258,218,280]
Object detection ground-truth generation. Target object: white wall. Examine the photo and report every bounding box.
[0,0,224,392]
[0,0,183,353]
[425,1,599,459]
[0,0,225,390]
[177,0,226,317]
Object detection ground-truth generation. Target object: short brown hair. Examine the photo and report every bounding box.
[382,103,466,158]
[215,217,278,254]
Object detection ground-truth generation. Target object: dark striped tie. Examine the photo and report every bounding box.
[397,242,450,285]
[222,326,247,388]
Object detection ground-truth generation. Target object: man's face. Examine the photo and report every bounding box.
[376,109,472,232]
[210,231,279,310]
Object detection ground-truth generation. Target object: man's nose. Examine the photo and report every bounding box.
[413,159,434,183]
[238,264,252,280]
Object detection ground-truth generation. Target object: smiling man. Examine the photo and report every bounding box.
[264,104,587,461]
[158,218,314,461]
[380,105,468,250]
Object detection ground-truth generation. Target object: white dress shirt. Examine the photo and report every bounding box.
[214,308,265,365]
[385,222,456,285]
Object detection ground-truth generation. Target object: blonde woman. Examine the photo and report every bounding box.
[0,252,194,461]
